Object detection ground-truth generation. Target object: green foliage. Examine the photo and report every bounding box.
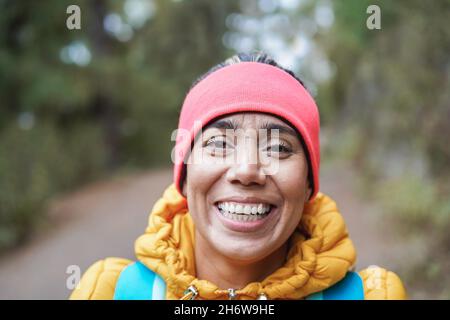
[0,0,239,251]
[0,121,107,249]
[318,0,450,298]
[375,175,448,230]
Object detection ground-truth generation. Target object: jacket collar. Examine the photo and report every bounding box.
[135,185,356,299]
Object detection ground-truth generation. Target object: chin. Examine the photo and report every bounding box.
[210,236,274,263]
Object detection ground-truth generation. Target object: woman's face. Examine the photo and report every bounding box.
[183,113,311,262]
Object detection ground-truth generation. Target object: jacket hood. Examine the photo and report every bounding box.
[135,184,357,300]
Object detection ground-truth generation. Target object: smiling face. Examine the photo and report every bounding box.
[183,112,311,263]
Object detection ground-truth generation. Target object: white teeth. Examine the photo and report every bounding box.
[257,204,263,214]
[217,202,272,216]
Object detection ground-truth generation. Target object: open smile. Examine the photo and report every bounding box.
[216,201,273,222]
[213,198,279,232]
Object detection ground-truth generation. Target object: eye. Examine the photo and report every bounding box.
[265,142,292,156]
[206,136,227,149]
[204,136,232,156]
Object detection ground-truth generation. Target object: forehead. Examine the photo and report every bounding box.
[205,112,296,132]
[211,112,285,125]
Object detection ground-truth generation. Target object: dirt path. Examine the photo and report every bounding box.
[0,169,172,299]
[0,165,412,299]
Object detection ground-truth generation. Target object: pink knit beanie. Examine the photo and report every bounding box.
[173,62,320,200]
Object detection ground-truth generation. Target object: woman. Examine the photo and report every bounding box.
[70,52,407,300]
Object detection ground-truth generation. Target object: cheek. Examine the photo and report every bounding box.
[276,157,308,191]
[275,158,309,210]
[186,160,224,190]
[185,161,224,215]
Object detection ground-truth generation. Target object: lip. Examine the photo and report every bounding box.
[213,203,279,233]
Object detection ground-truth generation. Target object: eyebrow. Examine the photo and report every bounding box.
[260,122,298,137]
[205,119,238,130]
[206,119,298,137]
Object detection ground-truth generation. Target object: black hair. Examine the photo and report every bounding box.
[190,51,307,90]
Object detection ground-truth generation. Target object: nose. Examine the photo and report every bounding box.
[226,137,266,186]
[226,162,267,186]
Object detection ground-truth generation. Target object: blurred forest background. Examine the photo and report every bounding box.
[0,0,449,298]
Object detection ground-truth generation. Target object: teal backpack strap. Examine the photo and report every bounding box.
[114,263,362,300]
[306,271,365,300]
[113,261,166,300]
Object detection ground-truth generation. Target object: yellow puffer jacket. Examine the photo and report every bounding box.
[70,185,407,300]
